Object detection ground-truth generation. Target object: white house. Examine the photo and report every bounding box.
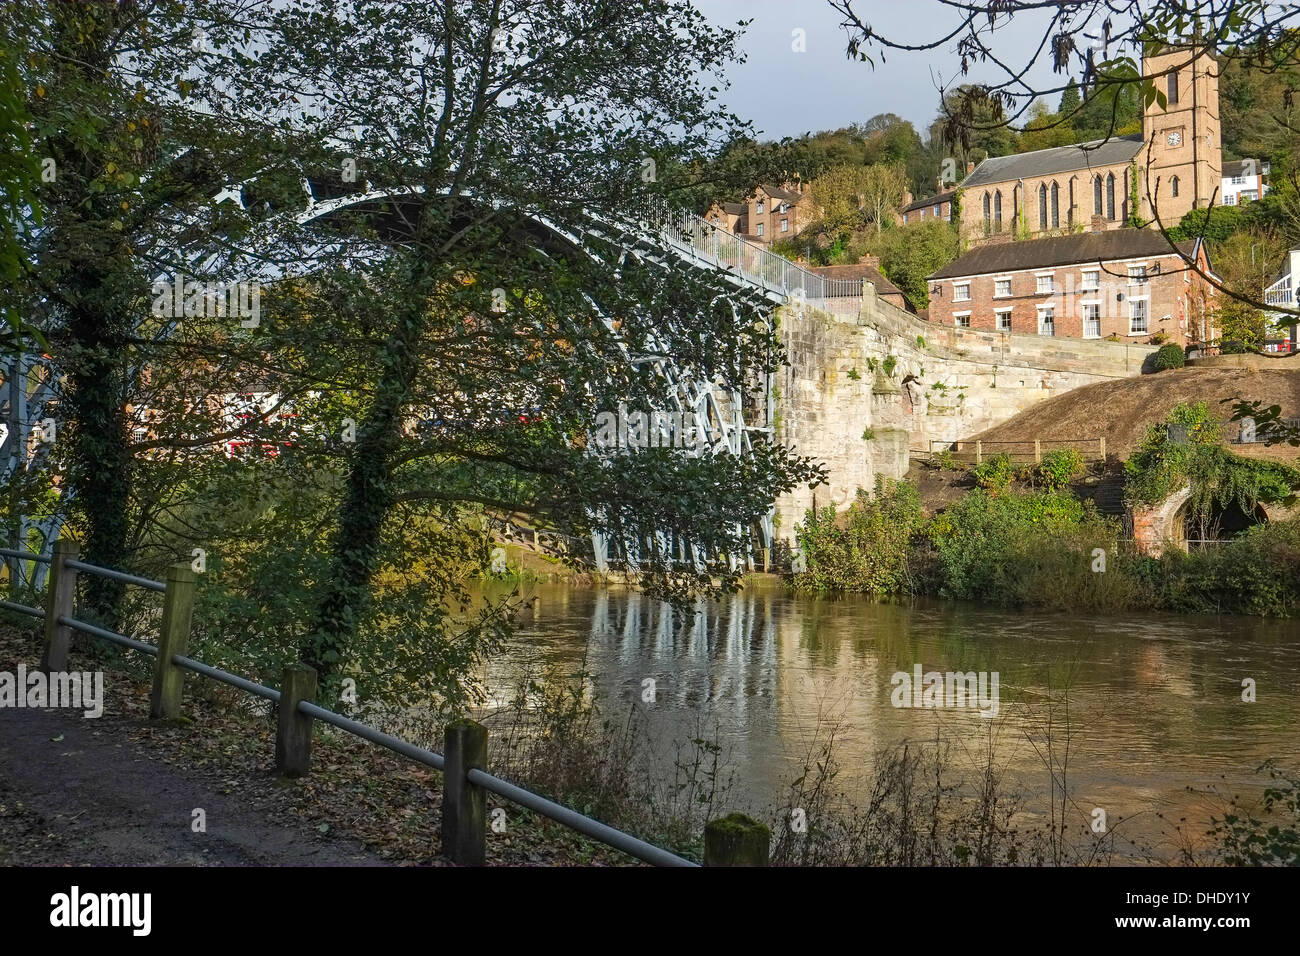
[1263,247,1300,352]
[1221,159,1269,206]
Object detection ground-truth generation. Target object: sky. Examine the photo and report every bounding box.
[697,0,1068,142]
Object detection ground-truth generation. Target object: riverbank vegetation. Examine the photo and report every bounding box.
[794,405,1300,617]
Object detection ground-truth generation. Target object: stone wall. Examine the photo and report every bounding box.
[772,283,1157,544]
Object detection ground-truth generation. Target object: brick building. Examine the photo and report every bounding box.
[957,47,1221,244]
[927,229,1218,344]
[898,188,956,226]
[807,257,910,311]
[706,182,816,247]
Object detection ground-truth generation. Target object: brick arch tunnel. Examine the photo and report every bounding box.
[1132,485,1271,555]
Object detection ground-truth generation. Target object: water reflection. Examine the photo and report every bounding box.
[480,581,1300,849]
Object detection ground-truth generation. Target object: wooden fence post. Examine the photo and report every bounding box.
[276,664,318,777]
[1034,439,1042,463]
[704,813,770,866]
[150,562,196,719]
[40,538,79,673]
[443,719,488,865]
[975,440,983,465]
[1099,436,1106,460]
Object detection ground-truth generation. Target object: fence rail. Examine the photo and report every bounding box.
[928,436,1107,464]
[0,541,771,866]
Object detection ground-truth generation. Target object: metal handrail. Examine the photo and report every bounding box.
[14,551,697,867]
[637,201,864,307]
[173,654,281,702]
[465,766,697,867]
[65,559,167,593]
[59,615,158,657]
[299,701,442,769]
[0,599,42,618]
[0,548,52,564]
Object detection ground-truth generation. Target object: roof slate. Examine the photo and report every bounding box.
[960,136,1143,189]
[928,228,1199,280]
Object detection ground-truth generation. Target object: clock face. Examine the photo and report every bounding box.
[1167,131,1183,147]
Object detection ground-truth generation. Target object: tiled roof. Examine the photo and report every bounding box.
[761,184,804,202]
[808,263,903,297]
[961,136,1143,189]
[928,228,1200,280]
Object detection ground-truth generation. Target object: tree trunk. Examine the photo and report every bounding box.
[63,293,132,626]
[302,309,423,685]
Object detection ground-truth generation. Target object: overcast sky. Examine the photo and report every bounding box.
[698,0,1069,141]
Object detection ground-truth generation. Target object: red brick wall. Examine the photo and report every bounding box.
[932,249,1215,344]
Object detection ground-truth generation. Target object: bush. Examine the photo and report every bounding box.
[1037,448,1085,489]
[1154,343,1186,371]
[971,452,1017,493]
[925,489,1096,602]
[1157,521,1300,617]
[930,448,963,471]
[794,477,925,593]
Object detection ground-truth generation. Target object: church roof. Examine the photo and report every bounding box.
[961,135,1144,189]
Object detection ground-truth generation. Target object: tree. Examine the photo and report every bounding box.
[1058,79,1082,118]
[871,219,961,310]
[9,1,304,624]
[221,1,823,691]
[1019,100,1075,152]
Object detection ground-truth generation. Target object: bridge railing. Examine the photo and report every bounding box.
[639,203,865,315]
[0,540,774,866]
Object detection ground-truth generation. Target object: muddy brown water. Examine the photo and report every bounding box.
[478,581,1300,858]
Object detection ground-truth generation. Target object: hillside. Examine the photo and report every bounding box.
[969,366,1300,460]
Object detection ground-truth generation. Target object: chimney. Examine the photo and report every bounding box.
[966,161,975,174]
[903,190,913,207]
[857,253,880,269]
[936,176,945,193]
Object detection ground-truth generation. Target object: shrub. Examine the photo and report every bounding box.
[1037,448,1085,489]
[925,489,1095,602]
[1156,520,1300,617]
[971,452,1017,493]
[932,449,961,470]
[1154,343,1185,371]
[794,477,925,593]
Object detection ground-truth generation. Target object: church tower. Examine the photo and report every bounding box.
[1141,45,1221,225]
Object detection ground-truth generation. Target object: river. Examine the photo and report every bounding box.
[477,580,1300,858]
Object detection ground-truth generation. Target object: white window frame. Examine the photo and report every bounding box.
[1081,301,1101,338]
[994,277,1012,298]
[952,282,971,302]
[1128,264,1148,285]
[995,309,1012,331]
[756,201,764,214]
[1080,269,1099,291]
[756,222,764,236]
[1128,297,1149,334]
[1037,305,1055,336]
[953,311,972,328]
[781,218,789,232]
[1036,271,1055,294]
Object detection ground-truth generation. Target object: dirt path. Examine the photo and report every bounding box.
[0,705,384,866]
